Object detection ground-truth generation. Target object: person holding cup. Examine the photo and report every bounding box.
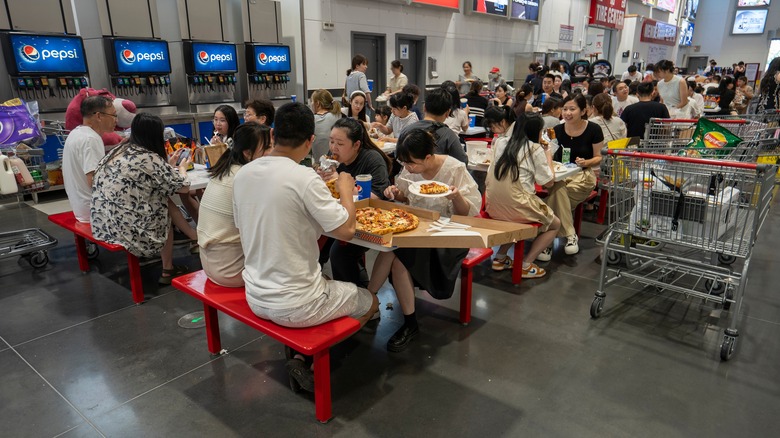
[317,118,392,286]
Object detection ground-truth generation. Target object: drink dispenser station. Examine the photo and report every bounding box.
[246,44,291,102]
[1,32,91,113]
[182,41,239,113]
[104,38,173,110]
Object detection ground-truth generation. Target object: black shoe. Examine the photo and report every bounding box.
[285,358,314,393]
[387,324,419,353]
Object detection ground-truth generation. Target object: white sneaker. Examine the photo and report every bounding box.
[536,247,552,262]
[564,235,579,255]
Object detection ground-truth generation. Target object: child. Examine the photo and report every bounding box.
[371,92,419,141]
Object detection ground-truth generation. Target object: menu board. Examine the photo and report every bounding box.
[3,33,87,75]
[510,0,539,21]
[472,0,509,17]
[732,9,768,35]
[412,0,460,9]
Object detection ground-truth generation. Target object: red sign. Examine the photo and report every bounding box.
[640,18,678,46]
[589,0,626,30]
[412,0,460,9]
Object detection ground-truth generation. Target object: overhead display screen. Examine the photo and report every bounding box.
[679,19,694,46]
[737,0,770,6]
[683,0,699,21]
[111,39,171,74]
[656,0,676,13]
[249,45,291,73]
[186,41,237,73]
[510,0,539,21]
[732,9,768,35]
[3,33,87,75]
[472,0,509,17]
[411,0,460,9]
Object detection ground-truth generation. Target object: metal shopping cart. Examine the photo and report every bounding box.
[593,149,775,361]
[0,228,57,268]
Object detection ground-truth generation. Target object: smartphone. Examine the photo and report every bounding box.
[176,149,190,165]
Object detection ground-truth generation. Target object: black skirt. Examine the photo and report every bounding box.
[394,247,468,300]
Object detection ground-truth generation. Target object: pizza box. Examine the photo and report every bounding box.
[352,199,538,249]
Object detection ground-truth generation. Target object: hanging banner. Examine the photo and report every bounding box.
[640,18,678,46]
[589,0,627,30]
[559,25,574,51]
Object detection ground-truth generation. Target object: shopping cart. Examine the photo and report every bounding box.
[0,228,57,268]
[40,119,69,161]
[594,149,775,361]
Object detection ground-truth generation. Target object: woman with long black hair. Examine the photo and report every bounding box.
[757,57,780,112]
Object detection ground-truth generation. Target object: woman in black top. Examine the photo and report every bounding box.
[542,94,603,259]
[707,76,736,115]
[465,80,489,126]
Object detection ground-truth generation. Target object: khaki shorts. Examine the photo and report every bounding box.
[249,280,374,328]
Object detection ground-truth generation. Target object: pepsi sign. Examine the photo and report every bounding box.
[249,45,291,73]
[188,42,237,73]
[3,33,87,75]
[110,39,171,74]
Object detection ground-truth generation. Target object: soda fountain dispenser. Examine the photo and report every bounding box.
[1,32,91,113]
[182,41,239,113]
[246,44,291,102]
[104,38,174,110]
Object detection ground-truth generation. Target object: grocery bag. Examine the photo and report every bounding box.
[688,118,742,158]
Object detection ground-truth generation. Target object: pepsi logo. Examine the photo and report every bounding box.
[21,45,39,62]
[258,52,268,65]
[256,52,287,66]
[198,51,209,64]
[122,49,135,63]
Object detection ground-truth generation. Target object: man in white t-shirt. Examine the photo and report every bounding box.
[612,82,639,117]
[621,65,642,82]
[62,96,116,222]
[233,102,378,392]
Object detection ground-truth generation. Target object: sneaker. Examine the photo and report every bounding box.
[536,247,552,262]
[564,235,579,255]
[522,263,547,279]
[491,255,513,271]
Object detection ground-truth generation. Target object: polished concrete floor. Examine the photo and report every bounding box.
[2,191,780,437]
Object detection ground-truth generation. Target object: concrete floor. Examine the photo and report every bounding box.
[1,190,779,437]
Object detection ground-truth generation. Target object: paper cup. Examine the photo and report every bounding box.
[469,114,476,128]
[460,98,468,108]
[356,174,372,200]
[291,95,297,102]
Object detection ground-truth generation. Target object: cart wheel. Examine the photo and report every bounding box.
[717,254,736,265]
[288,375,302,393]
[723,287,735,310]
[86,242,99,260]
[605,250,622,265]
[704,279,725,296]
[720,336,736,361]
[590,297,604,318]
[28,251,49,269]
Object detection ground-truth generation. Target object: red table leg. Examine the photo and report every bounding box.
[313,349,332,423]
[203,304,222,355]
[459,265,472,325]
[126,253,144,304]
[512,241,525,285]
[74,235,90,272]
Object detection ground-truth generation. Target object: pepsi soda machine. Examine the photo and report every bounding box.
[245,44,291,101]
[103,37,173,109]
[182,41,238,111]
[0,32,91,113]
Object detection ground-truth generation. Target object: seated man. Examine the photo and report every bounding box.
[532,74,563,108]
[233,102,378,392]
[396,87,468,164]
[62,96,116,222]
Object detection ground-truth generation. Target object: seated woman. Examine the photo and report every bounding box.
[541,96,563,129]
[311,89,342,160]
[371,92,418,140]
[342,90,371,131]
[588,93,627,143]
[367,128,481,352]
[197,122,272,287]
[512,84,535,119]
[490,83,514,108]
[707,76,736,116]
[442,82,470,135]
[210,105,240,146]
[465,80,488,126]
[484,108,560,278]
[540,94,603,260]
[91,113,194,285]
[317,118,392,286]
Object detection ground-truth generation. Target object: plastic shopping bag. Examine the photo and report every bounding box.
[687,118,742,158]
[0,98,45,147]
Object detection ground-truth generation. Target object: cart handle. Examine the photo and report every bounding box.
[650,118,748,125]
[603,148,769,170]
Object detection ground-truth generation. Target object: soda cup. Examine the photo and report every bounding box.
[469,114,476,128]
[291,94,297,103]
[460,98,468,109]
[356,174,372,200]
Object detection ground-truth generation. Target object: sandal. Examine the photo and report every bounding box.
[158,264,189,285]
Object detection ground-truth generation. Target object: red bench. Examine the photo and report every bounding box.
[573,190,599,236]
[48,211,144,304]
[172,270,360,423]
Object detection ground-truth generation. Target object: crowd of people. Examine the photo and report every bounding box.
[61,53,780,394]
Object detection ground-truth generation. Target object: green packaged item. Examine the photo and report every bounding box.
[688,118,743,158]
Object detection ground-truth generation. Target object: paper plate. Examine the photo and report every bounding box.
[408,180,452,198]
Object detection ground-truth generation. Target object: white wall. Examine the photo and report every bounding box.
[680,0,780,73]
[612,0,680,76]
[301,0,592,90]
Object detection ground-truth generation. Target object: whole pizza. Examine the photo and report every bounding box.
[356,207,420,235]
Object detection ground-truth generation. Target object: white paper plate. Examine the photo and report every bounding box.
[408,180,452,198]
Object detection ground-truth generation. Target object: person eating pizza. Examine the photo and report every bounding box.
[366,127,481,353]
[233,102,379,392]
[317,117,392,287]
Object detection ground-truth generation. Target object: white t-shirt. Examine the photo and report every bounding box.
[444,108,470,134]
[488,122,554,193]
[621,71,642,82]
[197,164,241,248]
[233,156,349,310]
[589,116,628,143]
[388,111,419,137]
[612,95,639,117]
[62,125,105,222]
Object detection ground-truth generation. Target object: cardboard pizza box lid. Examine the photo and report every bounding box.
[351,199,538,249]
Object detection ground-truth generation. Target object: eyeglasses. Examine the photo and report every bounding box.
[96,111,118,118]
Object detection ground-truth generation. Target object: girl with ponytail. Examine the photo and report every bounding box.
[589,93,627,143]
